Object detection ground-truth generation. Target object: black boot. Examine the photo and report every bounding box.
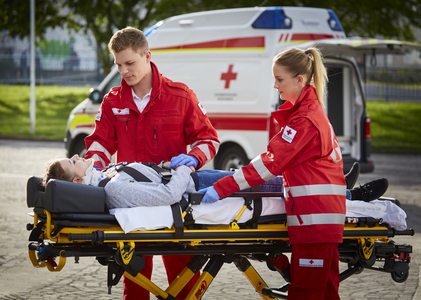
[345,162,360,189]
[350,178,389,202]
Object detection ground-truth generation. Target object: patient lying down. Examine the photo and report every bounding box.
[42,155,406,232]
[44,155,388,209]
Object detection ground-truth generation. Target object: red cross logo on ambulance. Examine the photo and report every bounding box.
[220,64,237,89]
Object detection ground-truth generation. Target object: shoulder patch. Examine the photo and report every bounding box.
[95,108,102,121]
[282,125,297,143]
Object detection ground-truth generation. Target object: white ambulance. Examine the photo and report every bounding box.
[65,6,420,173]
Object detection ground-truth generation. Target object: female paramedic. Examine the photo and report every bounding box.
[198,47,347,300]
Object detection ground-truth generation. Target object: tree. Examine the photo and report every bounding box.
[0,0,66,40]
[1,0,420,78]
[62,0,157,77]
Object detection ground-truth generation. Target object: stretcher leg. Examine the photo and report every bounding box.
[124,271,174,299]
[165,255,208,298]
[233,255,279,300]
[185,255,225,300]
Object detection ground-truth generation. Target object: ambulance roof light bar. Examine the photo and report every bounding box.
[327,9,344,31]
[252,7,292,29]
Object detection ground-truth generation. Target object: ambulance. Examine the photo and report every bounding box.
[65,6,420,172]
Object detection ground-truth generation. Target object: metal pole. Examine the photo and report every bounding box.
[30,0,36,134]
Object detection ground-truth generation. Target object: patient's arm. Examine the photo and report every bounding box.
[163,161,195,172]
[104,165,193,208]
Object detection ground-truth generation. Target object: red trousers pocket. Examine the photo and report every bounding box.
[288,243,340,300]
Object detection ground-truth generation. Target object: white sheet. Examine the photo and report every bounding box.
[109,198,407,233]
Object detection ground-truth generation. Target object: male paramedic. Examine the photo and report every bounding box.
[84,26,220,300]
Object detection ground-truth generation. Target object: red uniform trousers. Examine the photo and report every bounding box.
[123,254,200,300]
[288,243,340,300]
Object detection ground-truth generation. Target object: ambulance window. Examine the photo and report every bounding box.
[252,8,292,29]
[106,73,122,92]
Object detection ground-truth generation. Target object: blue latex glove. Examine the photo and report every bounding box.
[197,186,221,204]
[169,154,198,168]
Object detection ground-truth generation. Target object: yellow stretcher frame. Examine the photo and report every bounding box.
[27,205,414,300]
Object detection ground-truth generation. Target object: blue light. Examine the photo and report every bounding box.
[144,21,164,37]
[252,8,292,29]
[327,9,344,31]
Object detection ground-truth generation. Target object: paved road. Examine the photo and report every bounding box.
[0,139,420,299]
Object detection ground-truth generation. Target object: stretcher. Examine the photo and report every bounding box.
[26,176,415,299]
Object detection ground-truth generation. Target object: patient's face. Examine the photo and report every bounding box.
[58,154,93,182]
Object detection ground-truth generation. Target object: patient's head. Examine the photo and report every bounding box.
[43,155,93,187]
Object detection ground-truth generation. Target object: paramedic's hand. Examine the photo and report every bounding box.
[197,186,221,204]
[169,154,198,169]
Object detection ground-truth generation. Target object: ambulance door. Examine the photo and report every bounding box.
[316,38,421,172]
[324,58,364,172]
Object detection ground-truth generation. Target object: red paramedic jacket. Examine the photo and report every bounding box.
[214,85,346,244]
[85,62,220,169]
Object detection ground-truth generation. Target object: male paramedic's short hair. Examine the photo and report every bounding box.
[42,160,74,187]
[108,26,149,54]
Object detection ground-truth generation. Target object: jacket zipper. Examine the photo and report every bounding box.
[153,125,158,150]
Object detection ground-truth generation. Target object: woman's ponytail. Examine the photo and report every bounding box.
[305,47,328,107]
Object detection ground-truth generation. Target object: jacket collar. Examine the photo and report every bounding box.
[119,61,162,114]
[271,85,318,125]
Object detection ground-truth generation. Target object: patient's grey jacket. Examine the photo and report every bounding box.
[104,163,196,209]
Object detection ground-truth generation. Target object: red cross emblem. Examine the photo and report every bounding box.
[287,129,292,135]
[309,260,314,265]
[220,64,237,89]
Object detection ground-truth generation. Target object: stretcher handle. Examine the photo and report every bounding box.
[390,228,415,236]
[68,231,104,242]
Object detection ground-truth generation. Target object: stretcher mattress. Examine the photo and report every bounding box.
[110,197,407,233]
[27,176,407,233]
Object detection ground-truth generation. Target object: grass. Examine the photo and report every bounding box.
[0,84,90,140]
[366,101,421,153]
[0,85,420,153]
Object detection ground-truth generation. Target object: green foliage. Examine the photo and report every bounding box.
[0,0,66,42]
[0,84,89,139]
[366,101,421,153]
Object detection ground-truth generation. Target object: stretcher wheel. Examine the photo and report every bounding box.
[391,270,409,283]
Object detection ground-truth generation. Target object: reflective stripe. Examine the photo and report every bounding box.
[191,139,220,164]
[92,154,107,169]
[287,213,345,226]
[251,155,276,181]
[233,168,250,190]
[196,144,211,162]
[284,184,346,198]
[87,141,112,161]
[191,139,220,151]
